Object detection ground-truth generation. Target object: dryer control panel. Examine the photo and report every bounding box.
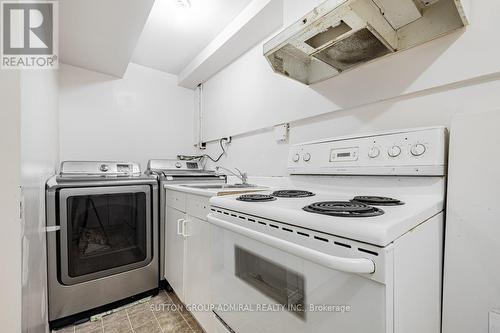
[60,161,141,177]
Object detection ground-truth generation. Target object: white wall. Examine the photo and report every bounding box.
[59,63,196,169]
[202,75,500,176]
[200,0,500,177]
[0,69,58,333]
[60,0,155,77]
[0,71,22,333]
[20,70,59,333]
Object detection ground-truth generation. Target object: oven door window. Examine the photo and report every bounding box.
[212,227,386,333]
[235,246,305,318]
[58,186,152,285]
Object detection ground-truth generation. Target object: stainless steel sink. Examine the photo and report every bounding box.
[181,184,259,190]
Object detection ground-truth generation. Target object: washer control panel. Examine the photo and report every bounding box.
[147,159,202,172]
[288,127,446,176]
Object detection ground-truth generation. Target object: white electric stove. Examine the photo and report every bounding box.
[207,127,447,333]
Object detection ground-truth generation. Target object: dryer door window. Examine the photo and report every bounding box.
[58,185,152,285]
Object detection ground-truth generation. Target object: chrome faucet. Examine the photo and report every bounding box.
[215,166,248,185]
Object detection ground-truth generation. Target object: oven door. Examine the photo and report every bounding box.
[58,185,152,285]
[208,213,389,333]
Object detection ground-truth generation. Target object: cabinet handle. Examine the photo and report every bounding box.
[177,219,184,236]
[182,219,190,238]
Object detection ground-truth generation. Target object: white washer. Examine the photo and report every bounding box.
[145,159,226,286]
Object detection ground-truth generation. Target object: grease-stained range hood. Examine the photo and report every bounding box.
[264,0,468,85]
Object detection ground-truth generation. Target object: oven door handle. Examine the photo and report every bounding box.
[207,214,375,274]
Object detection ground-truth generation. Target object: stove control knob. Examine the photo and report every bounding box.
[388,145,402,158]
[100,164,109,172]
[175,162,182,168]
[411,143,426,157]
[292,154,300,162]
[368,147,380,158]
[303,153,311,162]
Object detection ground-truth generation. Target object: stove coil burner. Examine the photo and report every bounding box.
[303,201,384,217]
[272,190,316,198]
[236,194,277,202]
[352,196,404,206]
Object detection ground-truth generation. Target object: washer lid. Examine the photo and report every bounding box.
[146,159,219,178]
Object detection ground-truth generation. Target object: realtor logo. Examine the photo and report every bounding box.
[1,1,58,69]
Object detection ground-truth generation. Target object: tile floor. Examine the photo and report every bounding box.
[52,290,203,333]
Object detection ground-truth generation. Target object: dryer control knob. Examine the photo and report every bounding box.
[388,146,402,158]
[175,162,182,168]
[411,143,426,156]
[292,154,300,162]
[303,153,311,162]
[100,164,109,172]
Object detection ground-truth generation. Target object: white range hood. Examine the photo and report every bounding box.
[264,0,468,85]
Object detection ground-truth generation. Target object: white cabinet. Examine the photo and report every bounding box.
[165,189,213,332]
[185,216,213,332]
[164,205,186,302]
[166,189,186,212]
[214,314,233,333]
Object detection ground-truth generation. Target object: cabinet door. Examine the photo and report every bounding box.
[214,313,233,333]
[185,215,213,333]
[165,206,186,302]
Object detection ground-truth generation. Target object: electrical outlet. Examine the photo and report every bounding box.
[274,123,289,142]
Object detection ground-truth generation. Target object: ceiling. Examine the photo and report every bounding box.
[60,0,154,77]
[132,0,253,75]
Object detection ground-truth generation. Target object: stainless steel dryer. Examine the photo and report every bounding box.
[46,161,158,328]
[145,159,226,287]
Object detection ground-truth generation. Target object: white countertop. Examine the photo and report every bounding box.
[163,183,269,197]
